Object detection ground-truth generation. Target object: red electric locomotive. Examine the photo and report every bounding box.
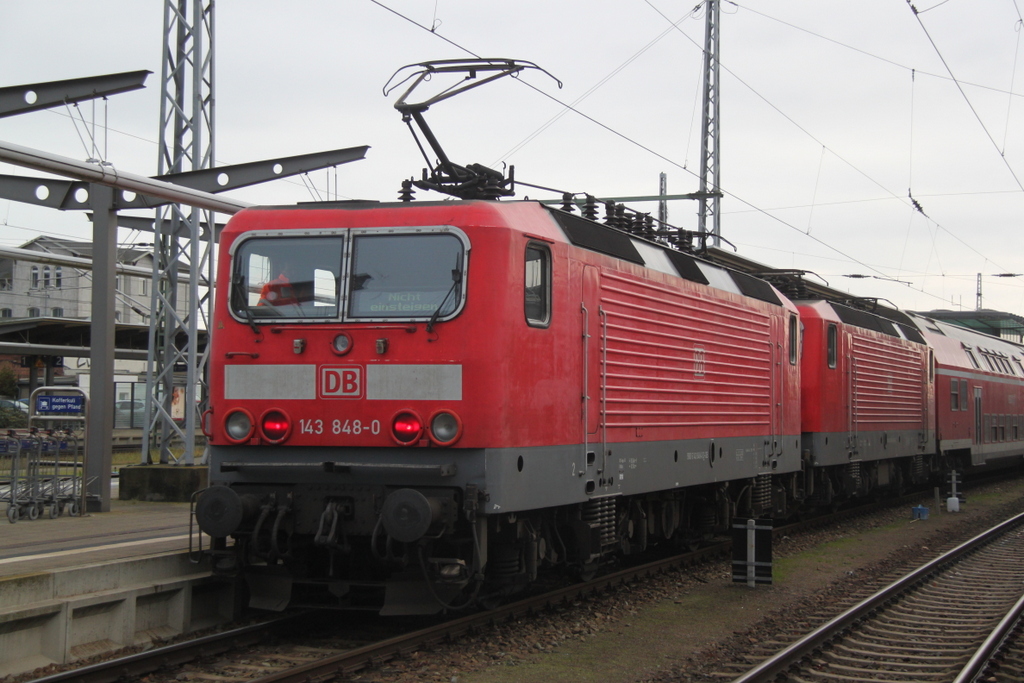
[795,300,937,503]
[197,199,802,613]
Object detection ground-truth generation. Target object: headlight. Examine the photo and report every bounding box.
[428,410,462,446]
[224,410,253,442]
[332,332,353,355]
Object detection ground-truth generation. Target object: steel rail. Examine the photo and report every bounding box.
[245,544,728,683]
[21,484,994,683]
[952,590,1024,683]
[26,612,316,683]
[730,509,1024,683]
[237,498,933,683]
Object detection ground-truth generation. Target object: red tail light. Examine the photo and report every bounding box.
[260,409,291,442]
[391,411,423,444]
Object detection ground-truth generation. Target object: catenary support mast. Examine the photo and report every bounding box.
[698,0,721,248]
[144,0,215,465]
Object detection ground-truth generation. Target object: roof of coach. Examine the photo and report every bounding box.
[909,312,1024,374]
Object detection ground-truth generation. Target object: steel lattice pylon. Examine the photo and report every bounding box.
[697,0,721,248]
[143,0,215,465]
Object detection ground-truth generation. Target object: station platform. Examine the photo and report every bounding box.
[0,485,239,678]
[0,484,196,578]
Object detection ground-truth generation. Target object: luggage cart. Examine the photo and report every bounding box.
[27,387,88,519]
[52,430,83,517]
[2,433,25,523]
[4,430,43,523]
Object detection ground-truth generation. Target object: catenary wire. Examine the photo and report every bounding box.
[908,0,1024,193]
[368,0,898,282]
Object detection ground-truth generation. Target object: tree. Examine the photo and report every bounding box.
[0,363,17,398]
[0,405,26,429]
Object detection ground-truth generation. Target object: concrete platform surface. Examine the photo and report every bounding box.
[0,494,197,578]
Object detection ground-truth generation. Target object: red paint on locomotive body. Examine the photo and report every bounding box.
[210,200,800,457]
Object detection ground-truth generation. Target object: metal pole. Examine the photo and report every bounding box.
[86,184,117,512]
[697,0,721,248]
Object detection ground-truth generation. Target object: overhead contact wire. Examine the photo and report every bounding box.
[369,0,986,290]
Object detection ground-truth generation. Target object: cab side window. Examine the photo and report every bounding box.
[827,323,837,369]
[525,244,551,327]
[788,314,798,365]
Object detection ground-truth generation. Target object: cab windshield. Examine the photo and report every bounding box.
[232,236,343,319]
[230,230,466,322]
[348,233,464,319]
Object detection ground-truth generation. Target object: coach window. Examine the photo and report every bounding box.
[827,323,837,369]
[960,380,968,410]
[950,378,959,411]
[525,244,551,327]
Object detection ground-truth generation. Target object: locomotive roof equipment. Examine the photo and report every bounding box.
[384,58,561,201]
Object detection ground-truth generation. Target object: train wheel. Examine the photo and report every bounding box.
[574,561,599,582]
[6,505,16,524]
[28,504,39,521]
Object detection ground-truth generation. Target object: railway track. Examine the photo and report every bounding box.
[23,542,724,683]
[21,489,949,683]
[728,510,1024,682]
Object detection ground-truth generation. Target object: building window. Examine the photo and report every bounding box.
[0,309,11,318]
[30,266,39,289]
[42,266,51,288]
[51,307,63,317]
[54,267,62,289]
[27,307,39,318]
[524,243,551,327]
[114,311,121,322]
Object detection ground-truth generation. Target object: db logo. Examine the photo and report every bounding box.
[320,366,362,398]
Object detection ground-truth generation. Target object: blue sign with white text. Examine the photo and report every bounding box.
[36,395,85,414]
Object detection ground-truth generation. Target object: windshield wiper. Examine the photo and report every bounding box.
[426,259,463,334]
[243,307,260,336]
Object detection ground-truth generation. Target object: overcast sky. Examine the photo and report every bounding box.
[2,0,1023,315]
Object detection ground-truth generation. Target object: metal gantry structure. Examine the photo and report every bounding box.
[144,0,216,465]
[697,0,722,248]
